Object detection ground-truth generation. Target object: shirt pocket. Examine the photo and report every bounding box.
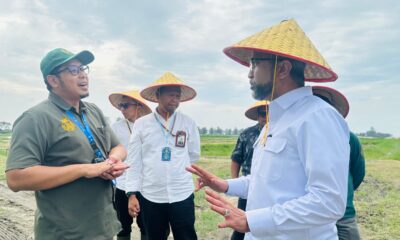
[258,138,287,182]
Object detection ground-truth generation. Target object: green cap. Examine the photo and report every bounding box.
[40,48,95,80]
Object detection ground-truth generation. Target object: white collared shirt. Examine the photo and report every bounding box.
[111,118,134,191]
[227,87,350,240]
[125,110,200,203]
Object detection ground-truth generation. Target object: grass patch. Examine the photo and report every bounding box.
[355,160,400,240]
[1,132,400,238]
[361,138,400,160]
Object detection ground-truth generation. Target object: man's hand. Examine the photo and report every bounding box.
[100,155,129,180]
[83,160,114,178]
[128,195,140,218]
[205,189,250,233]
[186,164,228,193]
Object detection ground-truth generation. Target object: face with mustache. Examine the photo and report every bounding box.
[52,59,90,102]
[156,86,181,115]
[248,53,276,100]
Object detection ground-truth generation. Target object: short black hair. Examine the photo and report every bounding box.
[278,57,305,87]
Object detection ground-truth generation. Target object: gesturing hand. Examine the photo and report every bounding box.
[205,189,250,233]
[186,164,228,193]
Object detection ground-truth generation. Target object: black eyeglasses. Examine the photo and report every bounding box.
[250,57,276,70]
[118,102,138,110]
[55,65,89,76]
[258,111,267,117]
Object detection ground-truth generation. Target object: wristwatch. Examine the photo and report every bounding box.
[126,191,139,197]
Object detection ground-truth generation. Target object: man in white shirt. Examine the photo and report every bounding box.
[126,72,200,240]
[187,19,350,240]
[109,90,152,240]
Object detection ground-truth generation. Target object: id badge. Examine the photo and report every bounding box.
[161,147,171,161]
[175,131,187,148]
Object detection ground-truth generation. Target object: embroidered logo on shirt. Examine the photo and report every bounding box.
[60,117,76,132]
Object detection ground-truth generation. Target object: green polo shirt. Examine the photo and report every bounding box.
[6,92,121,240]
[341,132,366,219]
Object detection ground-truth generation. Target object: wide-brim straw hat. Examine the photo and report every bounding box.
[245,100,270,121]
[312,86,349,118]
[223,19,337,82]
[109,90,152,117]
[140,72,197,102]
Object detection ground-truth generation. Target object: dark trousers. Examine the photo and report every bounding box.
[115,188,146,237]
[231,198,247,240]
[336,217,361,240]
[139,194,197,240]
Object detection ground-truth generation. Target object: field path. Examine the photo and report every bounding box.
[0,181,35,239]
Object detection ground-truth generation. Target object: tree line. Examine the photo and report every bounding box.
[198,127,244,136]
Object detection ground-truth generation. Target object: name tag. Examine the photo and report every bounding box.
[161,147,171,161]
[175,131,186,148]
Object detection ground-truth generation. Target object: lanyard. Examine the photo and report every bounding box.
[65,110,104,159]
[125,119,132,134]
[154,112,177,146]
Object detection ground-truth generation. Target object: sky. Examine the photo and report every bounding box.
[0,0,399,136]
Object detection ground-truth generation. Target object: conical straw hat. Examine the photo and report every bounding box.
[109,90,152,117]
[245,100,270,121]
[224,19,337,82]
[140,72,197,102]
[312,86,349,118]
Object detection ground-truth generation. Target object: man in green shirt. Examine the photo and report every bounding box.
[6,48,128,240]
[312,86,365,240]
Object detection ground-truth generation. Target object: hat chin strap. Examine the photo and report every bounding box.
[261,56,278,146]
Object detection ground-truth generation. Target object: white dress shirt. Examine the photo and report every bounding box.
[226,87,350,240]
[111,118,134,191]
[125,110,200,203]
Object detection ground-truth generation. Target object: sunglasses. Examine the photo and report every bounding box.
[258,111,267,117]
[118,102,138,110]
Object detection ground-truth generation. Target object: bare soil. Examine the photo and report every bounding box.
[0,181,35,240]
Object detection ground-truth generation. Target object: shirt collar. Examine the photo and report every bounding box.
[269,86,312,122]
[154,108,177,122]
[48,92,87,113]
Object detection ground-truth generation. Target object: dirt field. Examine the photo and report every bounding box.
[0,181,35,240]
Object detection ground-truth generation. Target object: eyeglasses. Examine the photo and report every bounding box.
[55,65,90,76]
[258,111,267,117]
[118,102,138,110]
[250,57,276,70]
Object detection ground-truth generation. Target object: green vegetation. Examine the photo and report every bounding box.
[1,132,399,239]
[0,132,10,180]
[361,137,400,160]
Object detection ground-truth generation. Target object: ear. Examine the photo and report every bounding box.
[277,60,292,79]
[46,75,60,89]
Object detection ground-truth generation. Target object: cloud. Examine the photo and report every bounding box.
[161,0,264,53]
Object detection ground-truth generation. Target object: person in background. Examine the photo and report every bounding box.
[6,48,128,240]
[126,72,200,240]
[109,90,152,240]
[230,100,268,240]
[312,86,366,240]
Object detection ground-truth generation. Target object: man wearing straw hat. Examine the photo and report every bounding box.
[312,86,365,240]
[109,90,152,240]
[6,48,128,240]
[125,72,200,240]
[187,19,350,240]
[231,100,267,240]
